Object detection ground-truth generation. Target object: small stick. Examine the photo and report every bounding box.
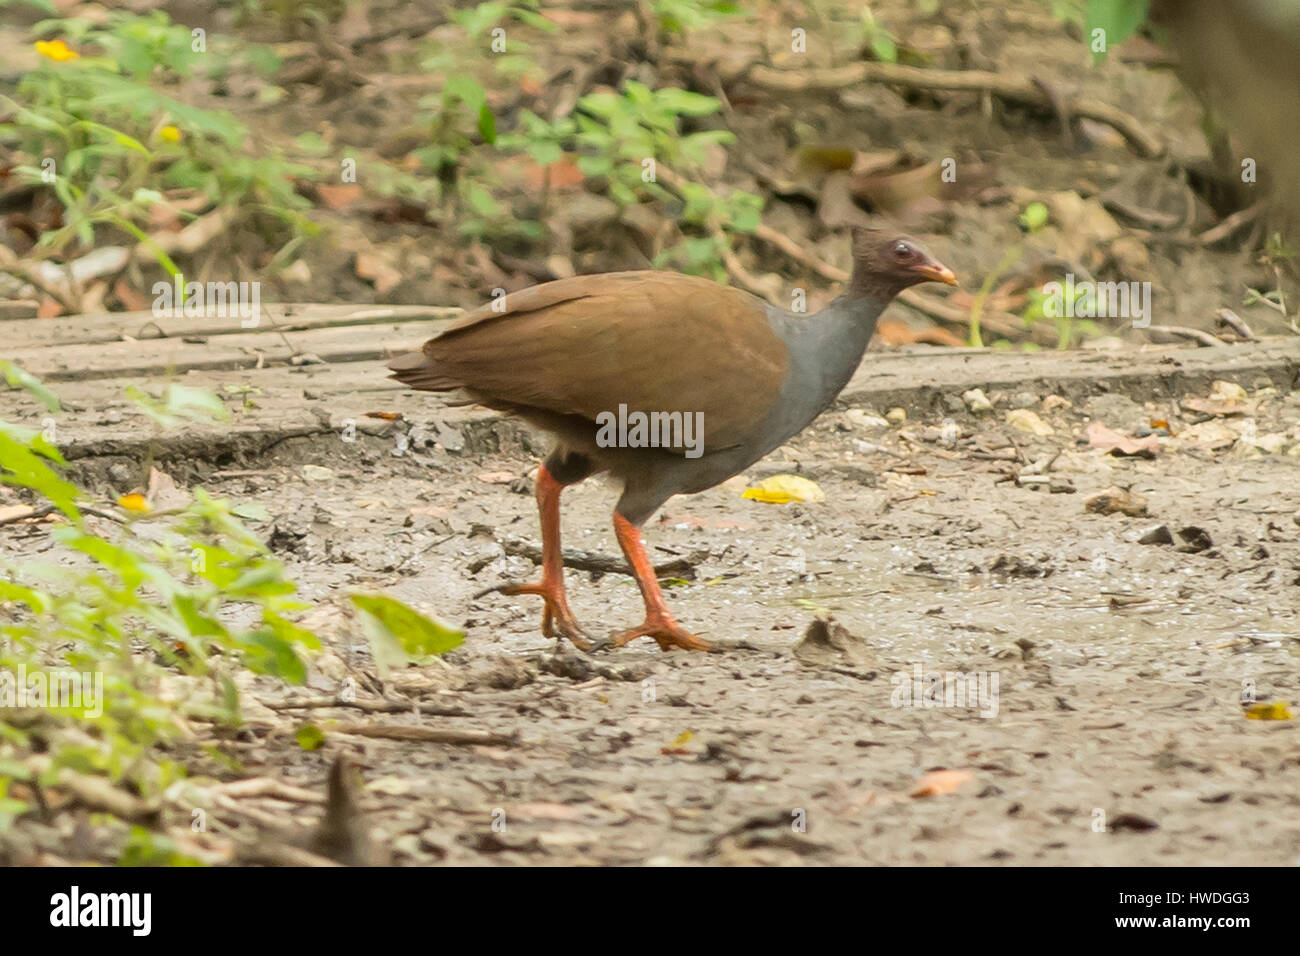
[330,723,515,747]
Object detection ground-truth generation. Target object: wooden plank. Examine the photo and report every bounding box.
[6,321,438,381]
[0,302,462,350]
[3,338,1296,466]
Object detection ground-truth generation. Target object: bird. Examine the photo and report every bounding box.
[388,227,956,653]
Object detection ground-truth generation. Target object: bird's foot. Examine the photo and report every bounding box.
[498,580,594,651]
[611,613,712,652]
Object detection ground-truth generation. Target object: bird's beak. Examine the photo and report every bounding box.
[914,260,958,286]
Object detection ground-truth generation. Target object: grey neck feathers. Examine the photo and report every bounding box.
[778,292,887,425]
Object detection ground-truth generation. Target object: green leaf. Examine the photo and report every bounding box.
[1085,0,1149,62]
[477,104,496,144]
[231,502,270,522]
[870,31,898,64]
[0,360,60,412]
[652,88,722,117]
[351,593,464,675]
[296,724,325,750]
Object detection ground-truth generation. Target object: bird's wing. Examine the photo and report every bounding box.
[417,271,789,453]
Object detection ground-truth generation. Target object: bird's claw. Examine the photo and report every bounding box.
[611,615,712,652]
[498,579,593,651]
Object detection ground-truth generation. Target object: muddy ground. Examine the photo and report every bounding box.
[3,0,1300,867]
[11,363,1296,867]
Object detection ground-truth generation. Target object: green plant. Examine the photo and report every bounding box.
[573,81,734,205]
[650,0,740,36]
[0,11,314,275]
[1021,282,1101,349]
[0,365,462,853]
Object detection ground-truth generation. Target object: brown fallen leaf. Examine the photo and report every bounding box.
[1084,486,1149,517]
[524,154,584,192]
[354,252,402,295]
[876,319,965,347]
[0,504,36,522]
[316,184,363,211]
[1086,422,1160,457]
[509,802,584,822]
[1180,397,1247,417]
[112,279,152,312]
[910,769,973,797]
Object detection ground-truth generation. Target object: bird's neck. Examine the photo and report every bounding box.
[784,292,886,417]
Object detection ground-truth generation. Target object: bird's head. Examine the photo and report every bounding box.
[850,226,958,300]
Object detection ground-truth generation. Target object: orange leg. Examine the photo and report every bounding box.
[500,464,591,650]
[610,513,711,652]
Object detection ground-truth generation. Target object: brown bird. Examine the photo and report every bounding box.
[389,227,956,652]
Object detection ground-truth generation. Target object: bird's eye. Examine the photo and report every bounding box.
[894,242,912,259]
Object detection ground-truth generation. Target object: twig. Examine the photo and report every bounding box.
[212,777,325,804]
[1144,325,1227,347]
[237,842,344,867]
[330,723,516,746]
[494,532,702,580]
[0,252,83,313]
[26,756,159,822]
[747,62,1164,158]
[262,695,469,717]
[1197,202,1263,246]
[1215,308,1257,340]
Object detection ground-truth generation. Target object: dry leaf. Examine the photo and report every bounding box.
[1086,422,1160,457]
[742,474,825,504]
[317,184,363,210]
[910,769,973,797]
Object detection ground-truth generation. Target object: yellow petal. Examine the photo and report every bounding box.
[1245,701,1293,720]
[117,493,151,513]
[35,39,79,62]
[159,125,181,143]
[741,474,825,505]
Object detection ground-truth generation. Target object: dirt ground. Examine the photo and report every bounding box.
[4,0,1300,867]
[13,361,1293,867]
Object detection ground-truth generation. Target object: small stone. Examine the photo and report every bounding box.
[1084,486,1148,517]
[1041,394,1072,411]
[1209,380,1248,403]
[845,409,890,432]
[1138,525,1173,545]
[1005,408,1054,436]
[963,388,993,414]
[885,407,907,424]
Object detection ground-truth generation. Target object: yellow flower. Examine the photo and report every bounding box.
[117,493,151,514]
[159,125,181,143]
[35,39,79,62]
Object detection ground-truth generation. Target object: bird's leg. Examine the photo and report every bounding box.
[499,464,591,650]
[610,513,711,652]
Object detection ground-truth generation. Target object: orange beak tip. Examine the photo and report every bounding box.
[919,263,959,286]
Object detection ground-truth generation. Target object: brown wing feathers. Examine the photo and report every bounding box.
[388,272,790,451]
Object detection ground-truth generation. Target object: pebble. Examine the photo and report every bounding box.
[963,388,993,414]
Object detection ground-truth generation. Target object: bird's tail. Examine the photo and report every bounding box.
[387,350,462,391]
